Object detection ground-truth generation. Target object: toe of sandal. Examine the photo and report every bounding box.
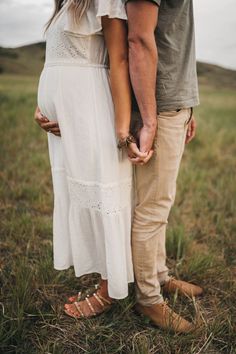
[64,301,85,319]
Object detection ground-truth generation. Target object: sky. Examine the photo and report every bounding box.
[0,0,236,70]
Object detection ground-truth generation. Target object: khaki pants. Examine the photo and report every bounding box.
[132,108,191,306]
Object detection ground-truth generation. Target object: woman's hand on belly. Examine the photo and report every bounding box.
[34,106,61,137]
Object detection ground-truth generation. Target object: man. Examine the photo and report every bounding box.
[126,0,202,333]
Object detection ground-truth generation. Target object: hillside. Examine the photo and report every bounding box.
[0,42,45,76]
[1,42,236,89]
[197,61,236,90]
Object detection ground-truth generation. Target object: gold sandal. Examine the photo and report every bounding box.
[64,290,113,319]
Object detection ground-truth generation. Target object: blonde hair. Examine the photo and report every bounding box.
[46,0,91,30]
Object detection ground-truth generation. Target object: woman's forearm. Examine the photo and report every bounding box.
[109,59,131,139]
[102,17,132,140]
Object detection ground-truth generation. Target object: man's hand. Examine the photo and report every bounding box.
[139,121,157,153]
[185,115,196,144]
[34,107,61,137]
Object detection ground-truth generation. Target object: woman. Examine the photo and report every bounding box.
[35,0,149,319]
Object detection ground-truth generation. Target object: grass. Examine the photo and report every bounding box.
[0,73,236,353]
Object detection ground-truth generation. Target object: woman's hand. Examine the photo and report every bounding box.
[34,107,61,137]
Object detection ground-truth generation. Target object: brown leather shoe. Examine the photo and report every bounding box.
[135,301,194,333]
[163,277,203,297]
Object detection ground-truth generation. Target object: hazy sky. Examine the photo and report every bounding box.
[0,0,236,69]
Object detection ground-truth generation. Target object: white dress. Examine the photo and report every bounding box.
[37,0,134,299]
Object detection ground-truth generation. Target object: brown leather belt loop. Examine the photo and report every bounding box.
[185,107,193,126]
[190,107,193,119]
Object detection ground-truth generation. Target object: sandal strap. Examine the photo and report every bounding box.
[74,301,85,317]
[85,296,96,315]
[96,292,112,305]
[93,293,105,307]
[77,291,82,301]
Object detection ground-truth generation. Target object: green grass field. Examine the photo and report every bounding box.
[0,73,236,354]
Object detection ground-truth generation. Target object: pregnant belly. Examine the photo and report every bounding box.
[37,65,113,126]
[37,68,59,121]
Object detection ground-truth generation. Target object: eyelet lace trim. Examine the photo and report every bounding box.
[67,176,132,214]
[46,9,108,67]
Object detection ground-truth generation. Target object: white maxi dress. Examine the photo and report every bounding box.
[37,0,134,299]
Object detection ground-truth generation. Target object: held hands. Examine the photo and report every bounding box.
[127,142,153,165]
[34,106,61,137]
[118,122,156,165]
[128,120,157,165]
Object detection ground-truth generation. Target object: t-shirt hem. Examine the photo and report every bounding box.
[125,0,160,5]
[157,98,200,112]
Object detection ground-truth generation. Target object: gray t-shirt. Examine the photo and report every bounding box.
[127,0,199,112]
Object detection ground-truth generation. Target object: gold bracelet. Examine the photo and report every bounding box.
[117,134,136,150]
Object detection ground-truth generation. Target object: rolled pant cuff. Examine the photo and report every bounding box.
[137,295,164,307]
[159,274,170,286]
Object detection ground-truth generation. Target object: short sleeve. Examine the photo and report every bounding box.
[125,0,161,5]
[95,0,127,21]
[64,0,127,37]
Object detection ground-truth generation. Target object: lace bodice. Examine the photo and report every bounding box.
[45,0,127,67]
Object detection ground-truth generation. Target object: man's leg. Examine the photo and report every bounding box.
[132,108,191,306]
[156,224,169,285]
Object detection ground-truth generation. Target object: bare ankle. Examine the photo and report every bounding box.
[99,279,112,299]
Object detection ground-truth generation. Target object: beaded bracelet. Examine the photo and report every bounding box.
[117,134,136,150]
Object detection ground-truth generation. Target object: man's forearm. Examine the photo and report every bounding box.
[126,1,159,129]
[128,34,158,128]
